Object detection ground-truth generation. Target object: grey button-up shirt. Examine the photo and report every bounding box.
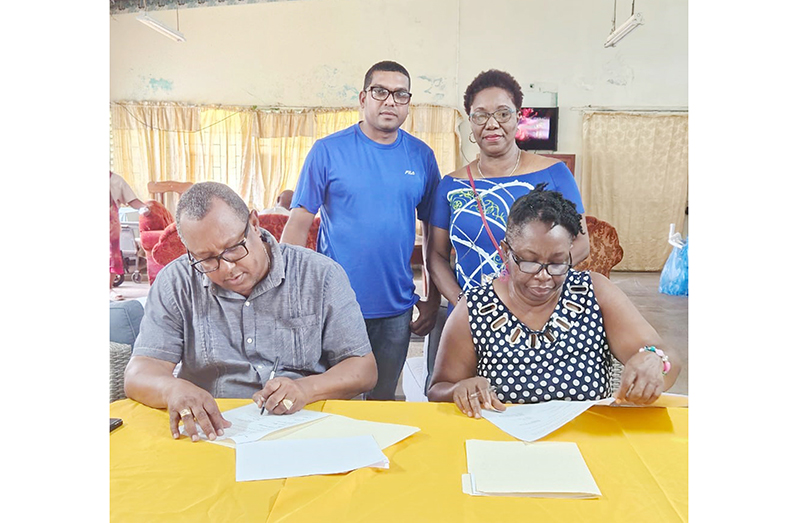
[133,230,372,398]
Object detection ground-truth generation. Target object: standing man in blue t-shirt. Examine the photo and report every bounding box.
[282,60,441,400]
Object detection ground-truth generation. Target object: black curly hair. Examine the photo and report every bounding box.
[463,69,523,115]
[506,183,584,242]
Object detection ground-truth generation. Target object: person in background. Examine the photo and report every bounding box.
[424,69,590,384]
[428,186,680,417]
[262,189,294,216]
[281,60,441,400]
[109,171,149,300]
[124,182,377,442]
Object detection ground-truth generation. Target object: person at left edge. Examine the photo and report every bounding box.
[110,171,149,300]
[281,60,442,400]
[124,182,377,442]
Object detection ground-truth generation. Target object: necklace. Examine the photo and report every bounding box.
[477,148,522,179]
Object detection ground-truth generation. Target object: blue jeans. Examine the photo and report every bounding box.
[364,308,413,401]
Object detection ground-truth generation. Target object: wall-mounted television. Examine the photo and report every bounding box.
[515,107,559,151]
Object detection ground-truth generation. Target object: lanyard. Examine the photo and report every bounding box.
[466,164,507,265]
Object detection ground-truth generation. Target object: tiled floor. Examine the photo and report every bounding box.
[609,272,688,395]
[114,269,688,397]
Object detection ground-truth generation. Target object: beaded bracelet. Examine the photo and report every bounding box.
[639,346,672,375]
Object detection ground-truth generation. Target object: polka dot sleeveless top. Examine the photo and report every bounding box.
[465,270,612,404]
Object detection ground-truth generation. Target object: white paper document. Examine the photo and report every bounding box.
[261,413,419,450]
[611,392,688,408]
[463,440,601,498]
[235,435,389,482]
[179,402,329,445]
[480,398,613,442]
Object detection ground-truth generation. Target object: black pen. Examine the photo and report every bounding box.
[260,356,280,415]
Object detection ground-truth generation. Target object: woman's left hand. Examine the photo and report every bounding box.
[614,350,666,405]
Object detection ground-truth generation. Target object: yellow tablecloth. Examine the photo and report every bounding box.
[110,399,687,522]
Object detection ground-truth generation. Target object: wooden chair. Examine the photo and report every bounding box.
[573,215,624,278]
[147,181,193,216]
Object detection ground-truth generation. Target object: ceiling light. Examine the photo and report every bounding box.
[604,12,644,48]
[137,12,186,42]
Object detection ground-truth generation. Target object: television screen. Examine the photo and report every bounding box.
[516,107,559,151]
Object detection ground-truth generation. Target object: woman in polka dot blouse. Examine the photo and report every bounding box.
[427,185,681,418]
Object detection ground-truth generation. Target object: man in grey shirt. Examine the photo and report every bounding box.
[125,182,377,442]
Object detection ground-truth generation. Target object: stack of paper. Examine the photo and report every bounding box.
[179,403,422,482]
[236,435,389,482]
[261,413,420,450]
[463,440,601,498]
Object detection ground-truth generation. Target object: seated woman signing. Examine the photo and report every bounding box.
[427,185,680,417]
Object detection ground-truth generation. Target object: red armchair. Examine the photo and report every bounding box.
[257,213,320,250]
[138,200,174,284]
[149,213,321,277]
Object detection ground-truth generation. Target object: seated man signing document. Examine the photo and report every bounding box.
[124,182,377,442]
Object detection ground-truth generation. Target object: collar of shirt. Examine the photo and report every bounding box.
[201,228,286,300]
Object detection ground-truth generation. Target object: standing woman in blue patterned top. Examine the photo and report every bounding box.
[428,70,590,308]
[427,187,680,417]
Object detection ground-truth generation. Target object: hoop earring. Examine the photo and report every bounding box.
[468,132,476,144]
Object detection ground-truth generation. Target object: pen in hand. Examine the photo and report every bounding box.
[260,356,280,415]
[469,385,500,411]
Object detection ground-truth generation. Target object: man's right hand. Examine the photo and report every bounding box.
[166,381,232,442]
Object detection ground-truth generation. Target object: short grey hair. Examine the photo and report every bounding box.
[175,182,251,241]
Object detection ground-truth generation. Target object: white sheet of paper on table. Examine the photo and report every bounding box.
[463,440,601,498]
[235,434,389,482]
[261,413,419,450]
[178,402,329,446]
[610,392,688,408]
[480,398,613,442]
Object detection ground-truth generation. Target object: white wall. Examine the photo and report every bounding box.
[110,0,687,177]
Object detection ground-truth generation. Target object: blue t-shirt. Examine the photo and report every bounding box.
[429,162,584,292]
[292,124,441,318]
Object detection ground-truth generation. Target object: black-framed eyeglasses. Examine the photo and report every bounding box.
[366,86,412,105]
[469,108,516,126]
[503,240,572,276]
[189,221,251,274]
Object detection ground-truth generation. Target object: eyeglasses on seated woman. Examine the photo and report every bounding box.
[427,185,680,418]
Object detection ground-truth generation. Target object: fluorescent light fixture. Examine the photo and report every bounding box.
[137,12,186,42]
[604,12,644,48]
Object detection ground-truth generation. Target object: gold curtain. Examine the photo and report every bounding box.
[314,108,361,140]
[111,102,202,200]
[111,102,461,211]
[581,111,688,271]
[402,105,461,175]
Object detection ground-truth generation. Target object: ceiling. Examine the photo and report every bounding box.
[110,0,297,15]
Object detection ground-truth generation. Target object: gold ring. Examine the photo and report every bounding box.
[281,399,294,410]
[179,408,192,417]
